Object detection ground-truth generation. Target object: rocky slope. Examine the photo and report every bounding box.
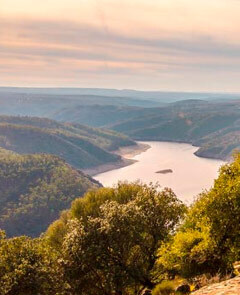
[193,276,240,295]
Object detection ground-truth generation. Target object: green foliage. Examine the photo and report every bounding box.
[0,232,62,295]
[46,210,70,251]
[200,153,240,265]
[158,153,240,278]
[152,280,191,295]
[71,181,146,219]
[46,182,151,248]
[158,226,214,278]
[0,152,99,237]
[0,182,186,294]
[58,182,185,295]
[152,281,176,295]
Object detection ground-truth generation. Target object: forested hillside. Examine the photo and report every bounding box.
[0,149,100,237]
[52,104,157,127]
[110,100,240,160]
[0,116,136,170]
[2,154,240,294]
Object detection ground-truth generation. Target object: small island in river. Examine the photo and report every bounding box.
[155,169,173,174]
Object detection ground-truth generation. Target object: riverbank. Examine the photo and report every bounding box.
[133,138,229,162]
[82,142,150,176]
[114,142,151,158]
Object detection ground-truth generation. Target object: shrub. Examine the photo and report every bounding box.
[152,281,175,295]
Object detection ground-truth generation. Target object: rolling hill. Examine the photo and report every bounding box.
[0,149,100,237]
[0,116,136,170]
[0,90,163,119]
[51,104,159,127]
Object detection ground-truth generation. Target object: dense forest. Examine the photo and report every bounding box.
[0,149,100,237]
[1,155,240,294]
[0,116,135,170]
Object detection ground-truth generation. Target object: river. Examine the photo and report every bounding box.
[94,141,225,203]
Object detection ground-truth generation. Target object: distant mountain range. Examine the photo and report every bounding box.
[1,88,240,161]
[1,87,239,102]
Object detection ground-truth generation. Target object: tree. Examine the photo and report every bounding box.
[158,153,240,278]
[158,225,216,278]
[0,231,62,295]
[46,182,161,250]
[61,183,186,295]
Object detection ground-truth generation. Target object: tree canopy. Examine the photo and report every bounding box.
[158,153,240,278]
[47,182,185,295]
[0,231,62,295]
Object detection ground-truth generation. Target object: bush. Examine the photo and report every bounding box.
[152,281,175,295]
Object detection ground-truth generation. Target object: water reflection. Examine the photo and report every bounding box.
[94,141,225,203]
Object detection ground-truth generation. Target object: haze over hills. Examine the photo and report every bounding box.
[0,92,161,118]
[1,87,239,102]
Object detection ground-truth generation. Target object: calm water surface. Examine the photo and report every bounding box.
[94,141,225,203]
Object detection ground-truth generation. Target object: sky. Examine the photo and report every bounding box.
[1,0,240,91]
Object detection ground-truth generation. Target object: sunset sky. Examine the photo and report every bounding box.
[1,0,240,91]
